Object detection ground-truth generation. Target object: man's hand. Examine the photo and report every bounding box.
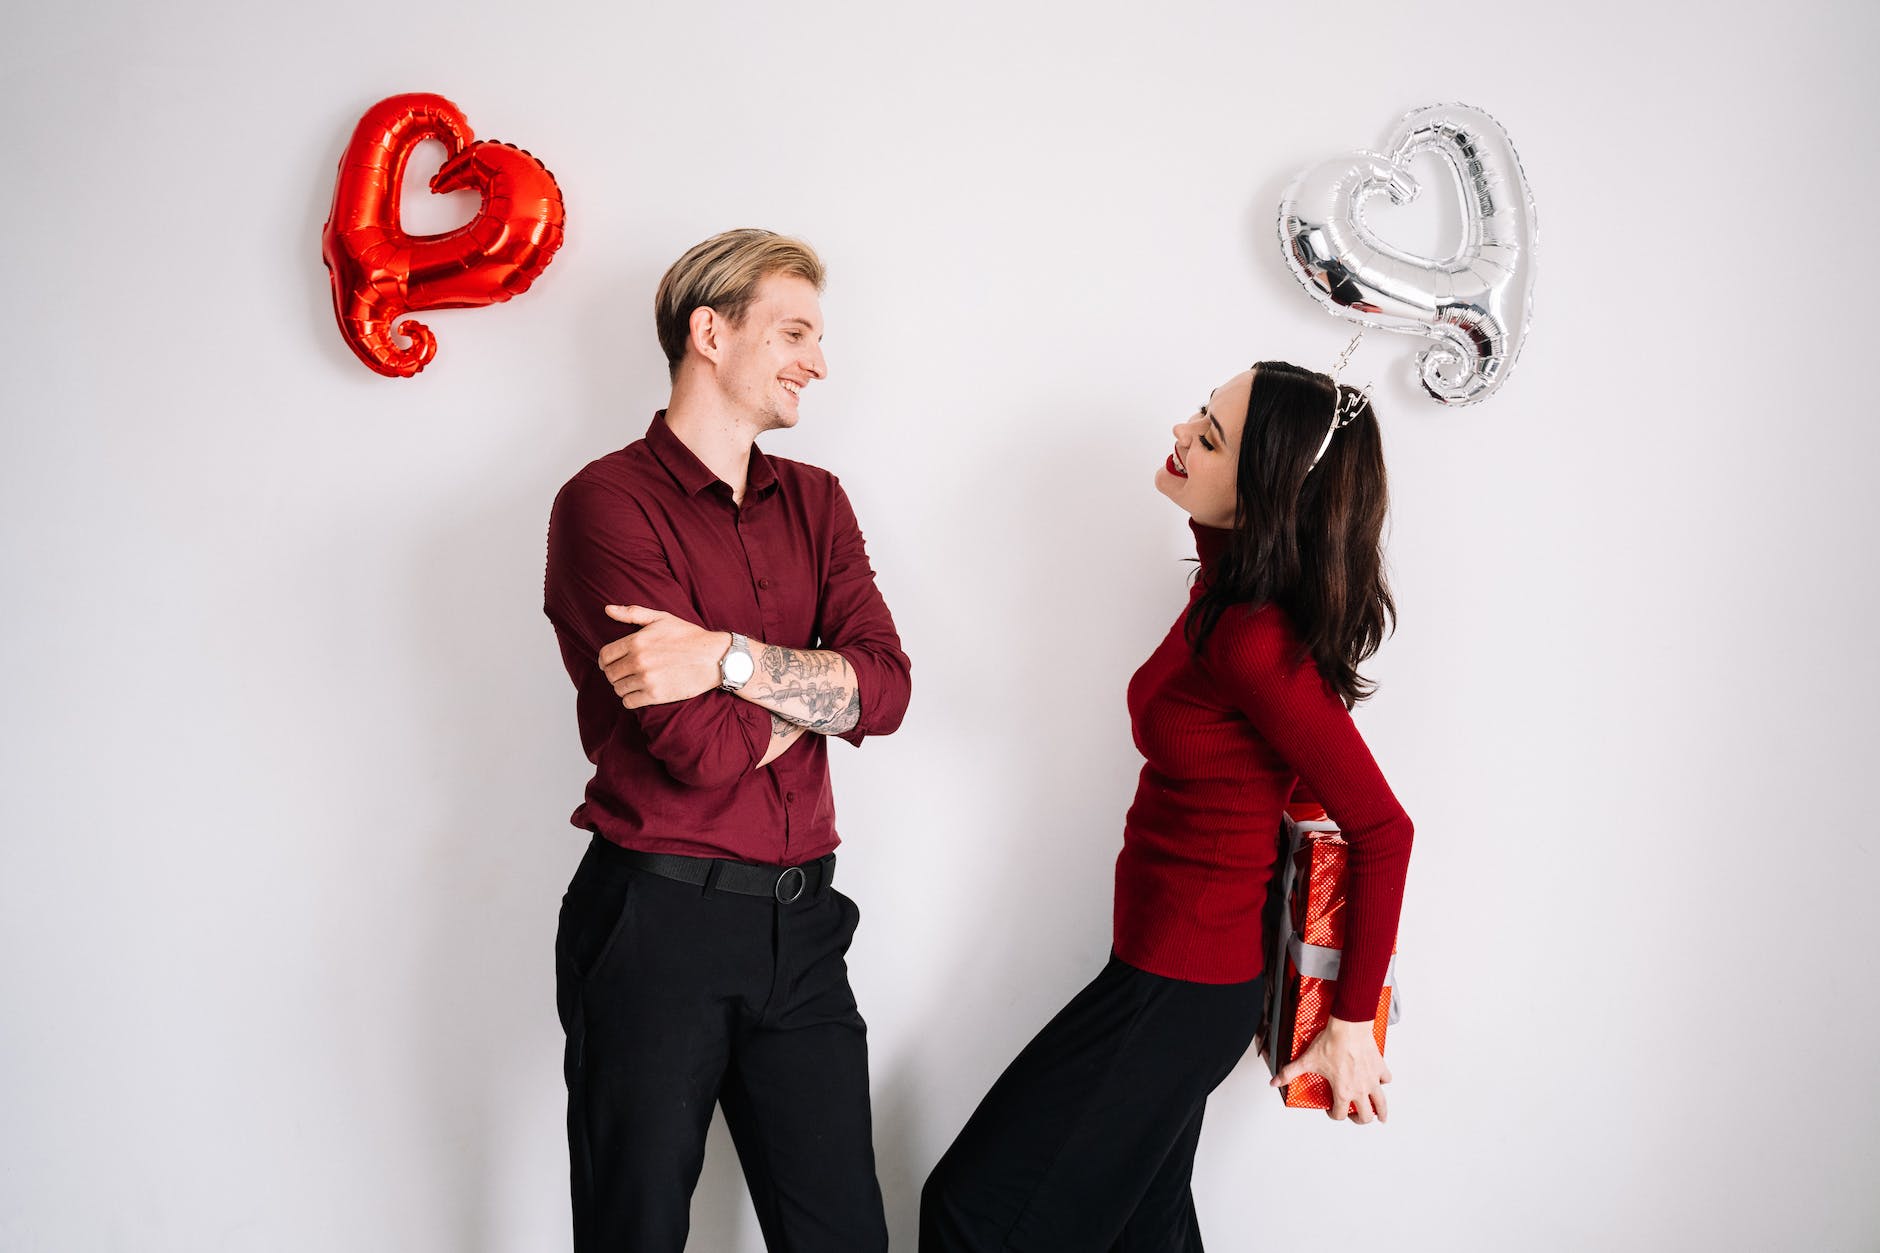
[1271,1016,1392,1125]
[598,605,729,709]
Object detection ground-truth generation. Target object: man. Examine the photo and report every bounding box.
[542,228,911,1252]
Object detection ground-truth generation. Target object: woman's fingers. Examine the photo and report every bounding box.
[1323,1073,1388,1125]
[1326,1071,1357,1121]
[1278,1038,1392,1127]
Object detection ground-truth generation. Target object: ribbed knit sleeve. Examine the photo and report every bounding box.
[1198,607,1414,1021]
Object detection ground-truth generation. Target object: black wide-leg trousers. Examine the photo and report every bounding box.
[556,833,888,1253]
[920,956,1266,1253]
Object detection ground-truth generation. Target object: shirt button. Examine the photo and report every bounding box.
[758,577,772,590]
[786,791,797,804]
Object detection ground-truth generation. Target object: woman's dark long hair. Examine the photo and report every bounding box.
[1184,360,1395,708]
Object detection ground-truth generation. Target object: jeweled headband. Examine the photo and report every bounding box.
[1307,331,1372,472]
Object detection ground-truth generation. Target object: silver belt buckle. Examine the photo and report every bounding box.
[774,865,807,903]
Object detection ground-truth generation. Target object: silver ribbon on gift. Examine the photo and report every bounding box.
[1260,813,1403,1081]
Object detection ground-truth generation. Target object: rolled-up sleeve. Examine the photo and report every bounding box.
[817,477,912,747]
[545,476,771,788]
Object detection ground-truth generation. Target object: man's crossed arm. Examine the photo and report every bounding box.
[597,605,861,769]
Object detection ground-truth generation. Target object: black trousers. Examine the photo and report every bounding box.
[920,956,1266,1253]
[556,834,888,1253]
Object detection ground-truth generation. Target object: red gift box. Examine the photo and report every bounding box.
[1258,801,1401,1110]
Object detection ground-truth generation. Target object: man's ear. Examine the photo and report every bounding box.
[688,305,722,367]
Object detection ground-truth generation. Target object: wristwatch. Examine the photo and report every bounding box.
[718,632,755,691]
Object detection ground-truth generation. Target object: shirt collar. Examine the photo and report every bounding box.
[646,410,779,499]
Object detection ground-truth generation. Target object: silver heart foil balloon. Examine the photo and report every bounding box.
[1279,103,1537,406]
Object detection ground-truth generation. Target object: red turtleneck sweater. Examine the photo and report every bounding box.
[1112,522,1414,1021]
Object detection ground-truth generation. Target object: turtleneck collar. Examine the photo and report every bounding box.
[1190,518,1232,569]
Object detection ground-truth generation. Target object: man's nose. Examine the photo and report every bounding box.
[806,344,828,380]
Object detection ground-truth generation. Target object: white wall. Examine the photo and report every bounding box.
[4,1,1876,1249]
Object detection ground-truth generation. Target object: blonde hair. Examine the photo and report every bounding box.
[654,229,826,378]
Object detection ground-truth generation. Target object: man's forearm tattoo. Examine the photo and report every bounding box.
[769,712,797,739]
[751,646,862,735]
[760,645,844,684]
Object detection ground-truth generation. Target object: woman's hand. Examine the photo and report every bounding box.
[1271,1016,1391,1124]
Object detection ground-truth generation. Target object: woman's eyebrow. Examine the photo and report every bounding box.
[1200,397,1227,444]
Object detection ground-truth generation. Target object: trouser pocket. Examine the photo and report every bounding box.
[557,840,641,983]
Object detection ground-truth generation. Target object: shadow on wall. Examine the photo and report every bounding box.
[383,264,773,1249]
[296,111,903,1233]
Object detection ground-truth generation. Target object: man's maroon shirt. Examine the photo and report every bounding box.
[544,411,911,865]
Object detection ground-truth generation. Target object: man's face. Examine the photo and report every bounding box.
[716,272,827,432]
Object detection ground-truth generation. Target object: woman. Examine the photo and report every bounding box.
[920,362,1415,1251]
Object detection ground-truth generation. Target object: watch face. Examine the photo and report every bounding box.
[725,650,755,685]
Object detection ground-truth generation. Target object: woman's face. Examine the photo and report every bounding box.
[1155,368,1252,530]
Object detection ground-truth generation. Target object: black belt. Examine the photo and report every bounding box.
[602,841,835,904]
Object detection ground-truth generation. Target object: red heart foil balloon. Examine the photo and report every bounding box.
[322,93,566,378]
